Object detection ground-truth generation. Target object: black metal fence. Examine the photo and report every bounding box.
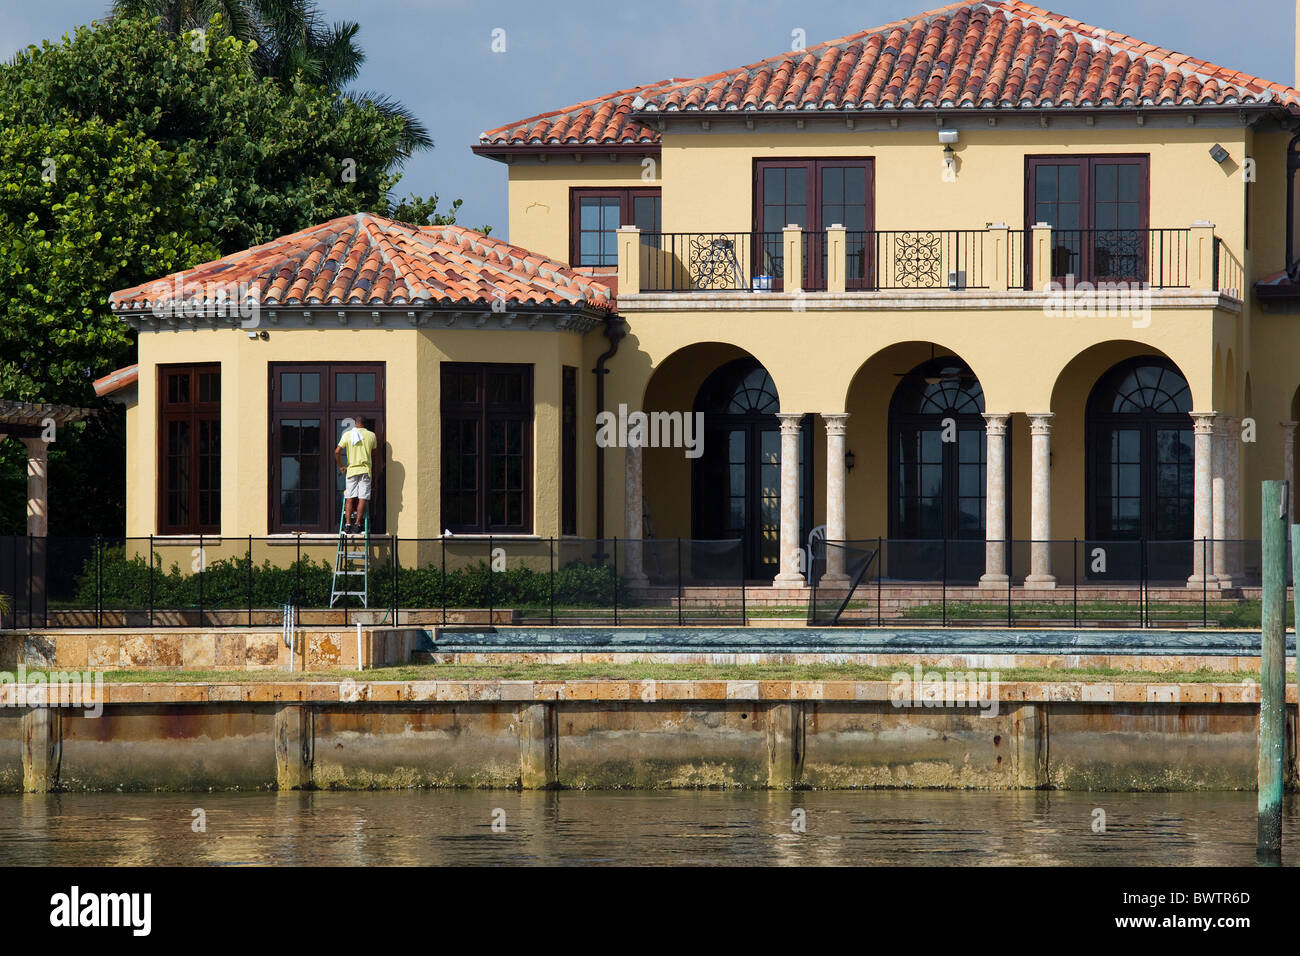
[0,535,747,629]
[1029,227,1190,289]
[808,537,1284,628]
[0,535,1283,631]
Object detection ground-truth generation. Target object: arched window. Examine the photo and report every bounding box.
[696,362,780,416]
[692,359,810,579]
[889,358,986,544]
[1086,357,1193,545]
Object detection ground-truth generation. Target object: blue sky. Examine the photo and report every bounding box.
[3,1,1295,239]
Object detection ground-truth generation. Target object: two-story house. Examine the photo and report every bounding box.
[102,0,1300,593]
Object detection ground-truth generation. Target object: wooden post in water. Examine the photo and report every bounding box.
[1258,480,1288,858]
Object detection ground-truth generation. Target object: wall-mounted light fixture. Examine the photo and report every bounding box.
[1209,143,1230,164]
[939,129,959,171]
[845,449,856,472]
[246,329,269,340]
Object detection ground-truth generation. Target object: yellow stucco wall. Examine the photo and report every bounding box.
[122,119,1300,548]
[129,325,594,539]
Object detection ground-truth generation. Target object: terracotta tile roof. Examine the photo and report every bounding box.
[478,79,677,147]
[109,214,614,314]
[93,364,139,398]
[480,1,1299,148]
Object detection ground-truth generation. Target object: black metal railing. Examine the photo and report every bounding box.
[640,232,784,292]
[0,534,1286,631]
[845,229,988,290]
[1029,227,1190,289]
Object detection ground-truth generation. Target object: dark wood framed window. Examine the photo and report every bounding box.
[754,158,874,290]
[1026,155,1150,284]
[158,364,221,534]
[441,363,533,534]
[570,188,661,266]
[561,366,578,536]
[269,363,385,534]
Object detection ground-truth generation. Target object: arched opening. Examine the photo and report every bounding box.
[888,356,987,579]
[1086,356,1194,578]
[691,358,811,579]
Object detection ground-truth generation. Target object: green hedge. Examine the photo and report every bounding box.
[75,547,621,609]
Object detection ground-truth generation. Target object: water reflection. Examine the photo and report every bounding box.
[1,790,1297,866]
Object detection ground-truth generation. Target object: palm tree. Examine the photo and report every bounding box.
[109,0,431,158]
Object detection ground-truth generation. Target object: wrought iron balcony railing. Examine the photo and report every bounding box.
[622,224,1230,297]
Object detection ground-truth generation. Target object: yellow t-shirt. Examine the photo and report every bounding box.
[338,427,377,477]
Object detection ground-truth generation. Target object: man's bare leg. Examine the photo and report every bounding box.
[355,498,367,528]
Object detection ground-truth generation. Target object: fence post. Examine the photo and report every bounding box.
[148,533,154,627]
[1258,481,1288,858]
[392,534,399,624]
[95,534,102,628]
[877,536,883,627]
[1202,536,1208,628]
[487,535,494,628]
[247,534,253,627]
[677,537,684,627]
[549,537,555,627]
[295,534,301,607]
[197,532,204,628]
[941,537,948,627]
[1007,538,1012,627]
[740,544,747,627]
[1072,538,1078,628]
[612,536,619,627]
[441,535,447,627]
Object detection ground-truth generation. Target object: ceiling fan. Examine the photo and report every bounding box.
[892,345,977,385]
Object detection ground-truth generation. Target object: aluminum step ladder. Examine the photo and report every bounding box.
[329,504,369,608]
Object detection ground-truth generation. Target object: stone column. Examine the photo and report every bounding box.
[1189,412,1218,587]
[623,444,647,585]
[21,436,49,537]
[1211,417,1230,587]
[1225,417,1243,580]
[774,413,807,587]
[820,414,850,584]
[980,413,1010,587]
[1025,414,1055,588]
[1283,421,1298,521]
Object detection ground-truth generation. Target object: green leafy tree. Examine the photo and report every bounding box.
[389,193,491,235]
[109,0,432,156]
[0,15,474,533]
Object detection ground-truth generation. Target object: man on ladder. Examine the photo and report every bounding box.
[334,416,377,534]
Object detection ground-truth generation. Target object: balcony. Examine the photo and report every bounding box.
[617,223,1241,300]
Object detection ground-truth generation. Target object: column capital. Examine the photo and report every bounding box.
[821,412,850,436]
[981,412,1010,435]
[776,412,805,435]
[1281,420,1299,436]
[1190,411,1218,434]
[19,435,49,460]
[1027,412,1054,435]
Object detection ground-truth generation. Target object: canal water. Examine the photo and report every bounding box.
[3,790,1300,865]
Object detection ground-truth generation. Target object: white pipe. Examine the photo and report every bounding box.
[356,621,363,672]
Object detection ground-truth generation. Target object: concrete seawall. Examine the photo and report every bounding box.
[1,680,1295,793]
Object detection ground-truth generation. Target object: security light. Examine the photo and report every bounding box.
[938,130,959,144]
[1209,143,1230,164]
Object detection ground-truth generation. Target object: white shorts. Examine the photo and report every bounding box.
[344,474,372,500]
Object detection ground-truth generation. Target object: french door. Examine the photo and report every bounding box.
[755,159,873,290]
[1027,155,1149,285]
[269,363,385,533]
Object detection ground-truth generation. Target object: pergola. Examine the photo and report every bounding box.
[0,400,94,537]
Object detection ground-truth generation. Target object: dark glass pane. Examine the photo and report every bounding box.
[282,373,299,403]
[301,373,320,404]
[356,373,376,402]
[337,373,356,403]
